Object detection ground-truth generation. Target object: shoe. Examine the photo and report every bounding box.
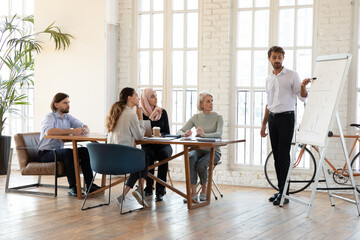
[273,196,289,206]
[132,187,149,207]
[68,187,83,197]
[87,184,101,194]
[156,194,164,202]
[199,193,206,201]
[115,195,124,207]
[183,195,198,203]
[144,186,153,196]
[269,193,280,202]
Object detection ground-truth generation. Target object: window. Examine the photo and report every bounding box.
[136,0,199,153]
[234,0,314,165]
[0,0,34,137]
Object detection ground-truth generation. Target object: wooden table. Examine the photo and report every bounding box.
[45,133,108,199]
[136,138,245,210]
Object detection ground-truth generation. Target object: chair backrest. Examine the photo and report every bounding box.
[14,132,40,170]
[87,143,145,175]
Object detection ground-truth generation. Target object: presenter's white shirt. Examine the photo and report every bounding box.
[265,67,306,113]
[107,106,145,147]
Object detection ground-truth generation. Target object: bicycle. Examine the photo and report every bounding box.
[264,123,360,194]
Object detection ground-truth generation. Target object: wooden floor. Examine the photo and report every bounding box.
[1,172,360,240]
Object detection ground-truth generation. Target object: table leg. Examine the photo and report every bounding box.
[206,147,215,202]
[183,145,192,209]
[72,140,82,199]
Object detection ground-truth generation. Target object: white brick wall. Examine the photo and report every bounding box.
[118,0,357,190]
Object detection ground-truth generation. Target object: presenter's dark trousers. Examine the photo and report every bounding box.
[38,147,94,189]
[142,144,173,195]
[268,111,295,195]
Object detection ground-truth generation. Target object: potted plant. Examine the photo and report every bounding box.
[0,15,73,174]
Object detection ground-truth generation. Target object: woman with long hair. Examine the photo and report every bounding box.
[106,87,149,207]
[177,92,223,203]
[140,88,173,201]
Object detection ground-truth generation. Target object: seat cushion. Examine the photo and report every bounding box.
[22,162,66,176]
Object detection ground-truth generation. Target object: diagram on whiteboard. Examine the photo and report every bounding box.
[296,54,351,147]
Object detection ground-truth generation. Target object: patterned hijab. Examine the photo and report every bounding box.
[140,88,163,121]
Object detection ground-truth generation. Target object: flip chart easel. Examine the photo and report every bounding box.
[280,53,360,217]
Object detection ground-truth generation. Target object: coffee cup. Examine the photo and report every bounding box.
[153,127,161,137]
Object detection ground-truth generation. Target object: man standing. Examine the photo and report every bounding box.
[260,46,311,205]
[38,92,100,197]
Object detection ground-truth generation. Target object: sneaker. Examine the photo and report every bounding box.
[183,195,198,203]
[132,187,149,207]
[199,193,206,201]
[115,195,124,206]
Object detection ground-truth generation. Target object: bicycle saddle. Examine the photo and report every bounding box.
[350,123,360,128]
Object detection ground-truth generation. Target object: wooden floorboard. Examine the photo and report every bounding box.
[1,172,360,240]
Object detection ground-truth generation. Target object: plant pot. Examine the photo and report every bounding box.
[0,136,11,175]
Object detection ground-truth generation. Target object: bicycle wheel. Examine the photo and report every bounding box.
[350,152,360,193]
[264,143,317,194]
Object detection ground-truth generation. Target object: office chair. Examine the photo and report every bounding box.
[82,143,146,214]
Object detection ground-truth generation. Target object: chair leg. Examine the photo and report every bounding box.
[167,169,174,187]
[5,148,13,193]
[81,173,109,210]
[120,173,145,215]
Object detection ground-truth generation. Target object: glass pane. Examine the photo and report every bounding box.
[357,92,360,124]
[139,0,150,11]
[296,49,312,80]
[172,51,184,85]
[153,51,163,85]
[185,90,197,121]
[298,0,313,4]
[187,0,198,10]
[279,0,294,6]
[358,49,360,87]
[236,128,250,164]
[237,11,252,47]
[297,8,313,46]
[236,50,251,87]
[186,51,198,85]
[139,14,150,48]
[254,10,269,47]
[283,49,294,70]
[253,91,266,127]
[253,129,262,165]
[25,0,34,15]
[153,13,164,48]
[255,0,270,7]
[186,12,198,48]
[172,89,183,123]
[278,9,294,47]
[0,1,9,15]
[11,0,23,15]
[238,0,252,8]
[237,91,250,126]
[172,13,184,48]
[139,51,150,85]
[173,0,184,10]
[253,50,267,87]
[153,0,164,11]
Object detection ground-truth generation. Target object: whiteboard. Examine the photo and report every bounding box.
[296,54,352,147]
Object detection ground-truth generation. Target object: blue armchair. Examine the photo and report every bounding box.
[81,143,146,214]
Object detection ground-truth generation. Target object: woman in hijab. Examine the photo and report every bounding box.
[141,88,173,201]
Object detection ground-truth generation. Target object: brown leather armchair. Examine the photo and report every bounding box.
[5,132,67,196]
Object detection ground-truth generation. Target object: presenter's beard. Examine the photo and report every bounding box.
[272,62,282,69]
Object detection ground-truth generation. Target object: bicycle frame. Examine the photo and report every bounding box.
[297,134,360,177]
